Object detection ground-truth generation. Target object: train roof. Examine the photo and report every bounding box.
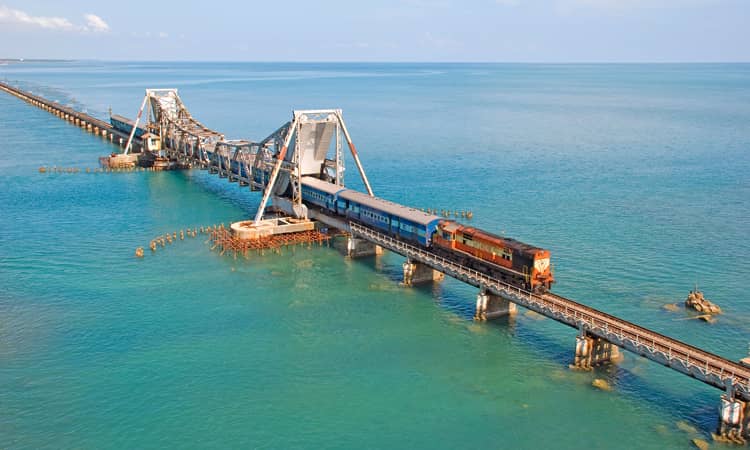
[110,114,136,125]
[338,189,441,226]
[444,221,548,255]
[301,176,348,196]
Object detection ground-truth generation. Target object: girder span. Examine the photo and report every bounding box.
[349,222,750,403]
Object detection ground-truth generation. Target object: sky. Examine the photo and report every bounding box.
[0,0,748,62]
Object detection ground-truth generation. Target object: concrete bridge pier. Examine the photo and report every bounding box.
[346,236,382,258]
[475,288,517,320]
[571,332,622,370]
[716,393,748,444]
[402,258,444,286]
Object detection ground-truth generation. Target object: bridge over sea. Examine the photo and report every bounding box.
[2,80,748,443]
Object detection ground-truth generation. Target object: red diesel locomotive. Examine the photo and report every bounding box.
[432,221,554,292]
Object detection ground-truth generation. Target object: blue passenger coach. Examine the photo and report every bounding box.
[300,177,442,247]
[336,189,442,247]
[110,114,147,138]
[301,176,346,212]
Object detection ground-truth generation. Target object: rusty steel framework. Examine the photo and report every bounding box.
[136,91,374,226]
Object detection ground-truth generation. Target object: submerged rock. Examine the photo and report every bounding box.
[691,438,709,450]
[524,310,545,320]
[662,303,681,312]
[676,420,698,435]
[696,314,716,324]
[591,378,612,391]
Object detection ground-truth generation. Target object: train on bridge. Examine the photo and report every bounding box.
[110,114,148,139]
[300,176,554,292]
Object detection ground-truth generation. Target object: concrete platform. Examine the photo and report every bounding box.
[230,217,315,240]
[100,153,138,168]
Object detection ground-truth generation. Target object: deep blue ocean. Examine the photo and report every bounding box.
[0,62,748,449]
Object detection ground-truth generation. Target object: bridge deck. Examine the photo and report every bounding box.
[0,81,111,130]
[349,222,750,401]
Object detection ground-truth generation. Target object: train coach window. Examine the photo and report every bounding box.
[442,231,451,240]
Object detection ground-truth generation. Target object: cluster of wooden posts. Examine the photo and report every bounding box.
[209,226,331,258]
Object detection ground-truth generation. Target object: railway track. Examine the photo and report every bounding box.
[349,222,750,402]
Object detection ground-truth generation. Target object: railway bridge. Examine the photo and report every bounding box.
[0,81,146,151]
[2,82,749,443]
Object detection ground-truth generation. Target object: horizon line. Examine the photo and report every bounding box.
[2,58,750,65]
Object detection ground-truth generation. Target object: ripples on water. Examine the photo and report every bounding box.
[1,62,749,448]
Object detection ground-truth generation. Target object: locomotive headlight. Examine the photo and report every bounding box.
[534,257,550,273]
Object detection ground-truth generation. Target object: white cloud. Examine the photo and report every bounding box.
[0,5,75,30]
[0,5,109,33]
[158,31,168,39]
[84,14,109,32]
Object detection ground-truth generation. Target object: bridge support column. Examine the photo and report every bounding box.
[571,334,621,370]
[715,394,748,444]
[402,259,444,286]
[475,288,516,320]
[346,236,382,258]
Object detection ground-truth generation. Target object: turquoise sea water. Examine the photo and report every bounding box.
[1,62,749,449]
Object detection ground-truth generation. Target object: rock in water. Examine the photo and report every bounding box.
[691,438,709,450]
[591,378,612,391]
[662,303,681,312]
[684,288,722,315]
[696,314,716,324]
[676,420,698,435]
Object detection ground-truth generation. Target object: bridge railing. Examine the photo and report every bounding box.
[349,222,750,400]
